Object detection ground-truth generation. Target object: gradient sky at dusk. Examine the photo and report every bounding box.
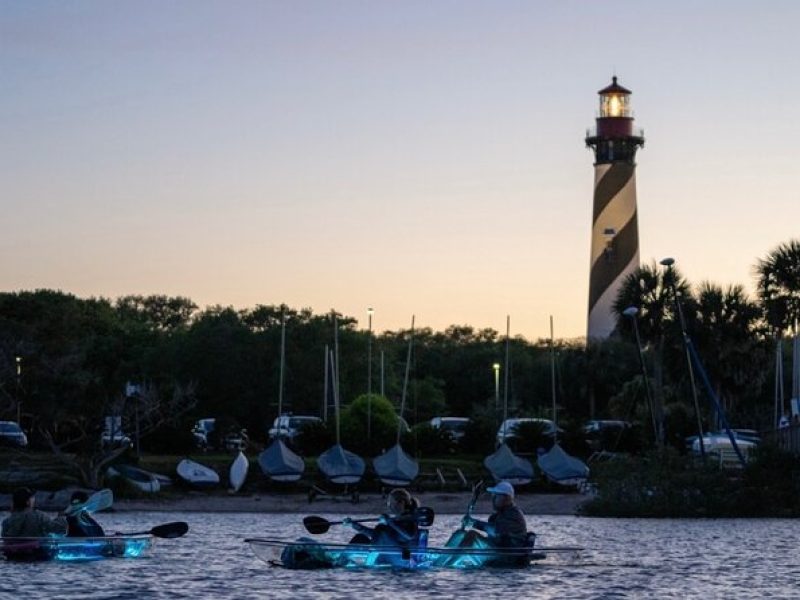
[2,1,799,340]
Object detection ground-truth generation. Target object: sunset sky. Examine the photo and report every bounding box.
[2,1,799,340]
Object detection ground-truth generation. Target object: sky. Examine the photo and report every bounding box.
[2,1,799,341]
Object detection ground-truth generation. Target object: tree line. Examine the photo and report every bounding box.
[0,239,797,460]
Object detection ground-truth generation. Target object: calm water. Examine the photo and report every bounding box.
[1,511,797,599]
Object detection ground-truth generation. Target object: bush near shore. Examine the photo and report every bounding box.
[582,445,800,518]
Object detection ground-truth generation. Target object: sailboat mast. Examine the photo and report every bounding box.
[503,315,510,436]
[278,312,286,420]
[323,343,329,423]
[329,349,340,444]
[333,313,340,410]
[550,316,558,444]
[398,316,415,444]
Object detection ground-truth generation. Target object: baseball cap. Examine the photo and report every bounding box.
[486,481,515,498]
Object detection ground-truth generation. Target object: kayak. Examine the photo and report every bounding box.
[2,535,154,562]
[245,537,546,570]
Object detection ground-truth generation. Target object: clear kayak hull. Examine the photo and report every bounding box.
[245,537,541,570]
[2,536,154,562]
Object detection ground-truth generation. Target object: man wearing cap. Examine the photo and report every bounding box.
[441,480,531,566]
[462,480,528,548]
[2,487,68,538]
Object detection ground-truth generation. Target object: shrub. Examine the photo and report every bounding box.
[340,394,403,456]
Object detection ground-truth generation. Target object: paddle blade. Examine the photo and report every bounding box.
[64,489,114,517]
[415,507,435,527]
[151,521,189,539]
[303,516,330,535]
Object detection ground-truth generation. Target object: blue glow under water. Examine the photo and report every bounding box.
[1,512,798,599]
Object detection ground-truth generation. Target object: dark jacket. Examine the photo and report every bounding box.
[1,510,68,538]
[354,510,420,547]
[475,504,527,546]
[66,512,105,537]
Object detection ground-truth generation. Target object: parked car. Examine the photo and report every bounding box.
[192,418,248,451]
[0,421,28,448]
[583,420,632,452]
[429,417,470,441]
[496,418,559,446]
[582,420,631,434]
[268,415,322,442]
[685,429,761,452]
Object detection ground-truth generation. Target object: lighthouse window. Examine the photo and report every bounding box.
[600,94,629,118]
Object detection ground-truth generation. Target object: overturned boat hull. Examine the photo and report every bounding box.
[259,439,305,483]
[372,443,419,487]
[484,443,535,485]
[536,443,589,486]
[318,444,365,485]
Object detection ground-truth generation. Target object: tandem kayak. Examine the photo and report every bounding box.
[2,535,154,562]
[245,537,548,570]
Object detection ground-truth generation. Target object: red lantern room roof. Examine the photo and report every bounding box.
[598,76,631,95]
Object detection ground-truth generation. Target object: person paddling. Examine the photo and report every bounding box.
[445,480,530,564]
[1,487,68,538]
[65,491,106,537]
[344,488,422,548]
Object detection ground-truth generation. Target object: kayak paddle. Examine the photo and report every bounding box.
[64,489,114,517]
[460,480,483,530]
[118,521,189,539]
[304,507,435,535]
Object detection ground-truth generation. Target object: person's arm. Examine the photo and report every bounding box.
[463,514,493,534]
[383,515,417,542]
[39,512,68,535]
[342,517,375,535]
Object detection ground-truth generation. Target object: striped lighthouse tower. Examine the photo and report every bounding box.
[585,77,645,340]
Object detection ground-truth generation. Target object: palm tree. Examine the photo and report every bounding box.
[612,262,692,446]
[692,282,767,420]
[755,239,800,427]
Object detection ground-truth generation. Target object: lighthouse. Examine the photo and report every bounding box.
[585,77,644,340]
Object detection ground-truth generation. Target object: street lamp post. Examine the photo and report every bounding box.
[623,307,659,446]
[660,257,705,457]
[367,307,373,441]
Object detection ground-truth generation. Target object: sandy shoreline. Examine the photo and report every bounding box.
[112,492,587,515]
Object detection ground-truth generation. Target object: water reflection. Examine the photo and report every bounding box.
[1,512,797,599]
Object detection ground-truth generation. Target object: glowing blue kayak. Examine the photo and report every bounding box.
[245,537,546,570]
[2,535,154,562]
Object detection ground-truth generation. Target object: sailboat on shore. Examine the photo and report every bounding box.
[315,315,366,494]
[536,317,589,486]
[259,313,305,483]
[484,316,535,485]
[373,316,420,487]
